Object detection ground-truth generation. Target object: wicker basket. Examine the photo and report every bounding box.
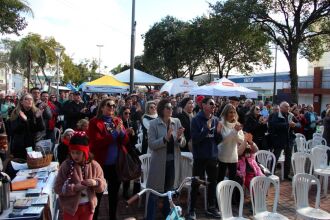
[27,154,53,169]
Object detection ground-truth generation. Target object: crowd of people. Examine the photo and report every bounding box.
[0,88,329,220]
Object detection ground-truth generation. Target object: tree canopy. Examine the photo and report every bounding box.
[240,0,330,103]
[0,0,33,35]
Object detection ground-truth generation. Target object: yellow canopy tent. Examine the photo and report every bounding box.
[83,75,129,93]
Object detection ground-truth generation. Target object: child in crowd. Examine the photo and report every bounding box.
[237,133,264,189]
[54,131,106,220]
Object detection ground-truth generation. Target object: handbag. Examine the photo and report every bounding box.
[116,144,142,181]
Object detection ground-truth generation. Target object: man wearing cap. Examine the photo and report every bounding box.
[188,97,223,219]
[65,92,89,129]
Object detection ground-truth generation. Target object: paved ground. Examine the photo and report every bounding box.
[95,177,330,220]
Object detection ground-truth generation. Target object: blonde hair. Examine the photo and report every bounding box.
[77,119,89,130]
[220,103,238,123]
[10,93,38,121]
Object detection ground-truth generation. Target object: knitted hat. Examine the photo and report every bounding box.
[180,97,192,108]
[196,95,205,104]
[69,131,89,160]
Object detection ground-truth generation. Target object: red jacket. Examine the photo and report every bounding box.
[88,116,129,166]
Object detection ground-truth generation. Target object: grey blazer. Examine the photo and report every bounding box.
[146,117,186,192]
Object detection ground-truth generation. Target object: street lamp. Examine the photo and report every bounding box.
[129,0,136,93]
[96,44,103,75]
[54,47,62,100]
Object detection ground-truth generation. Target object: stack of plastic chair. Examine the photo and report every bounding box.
[311,146,330,196]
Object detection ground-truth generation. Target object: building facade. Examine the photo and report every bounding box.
[229,67,330,114]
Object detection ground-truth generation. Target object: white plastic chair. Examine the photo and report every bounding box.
[292,173,330,220]
[135,133,143,153]
[305,140,314,153]
[313,132,323,138]
[312,136,327,146]
[53,143,59,161]
[54,127,61,145]
[250,176,288,220]
[295,136,307,153]
[138,153,151,216]
[216,180,248,220]
[291,152,313,175]
[180,152,208,211]
[296,133,306,140]
[311,146,330,196]
[255,150,279,184]
[277,150,285,180]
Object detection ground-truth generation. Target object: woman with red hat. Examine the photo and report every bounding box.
[54,131,106,220]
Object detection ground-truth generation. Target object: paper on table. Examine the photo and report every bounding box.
[11,161,28,171]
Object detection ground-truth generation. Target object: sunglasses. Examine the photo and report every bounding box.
[165,104,173,109]
[208,102,215,106]
[106,102,116,108]
[124,112,131,115]
[255,108,260,111]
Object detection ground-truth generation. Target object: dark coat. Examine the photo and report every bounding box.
[64,101,88,129]
[177,111,191,152]
[323,116,330,146]
[268,111,295,148]
[10,109,45,159]
[243,114,267,143]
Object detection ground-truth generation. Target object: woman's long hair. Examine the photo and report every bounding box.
[247,105,259,118]
[10,93,38,121]
[220,103,238,123]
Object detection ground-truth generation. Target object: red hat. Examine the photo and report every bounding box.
[196,95,205,104]
[69,131,89,161]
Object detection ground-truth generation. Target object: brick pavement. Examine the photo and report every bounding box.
[95,178,330,220]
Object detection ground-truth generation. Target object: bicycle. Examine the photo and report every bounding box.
[126,177,207,220]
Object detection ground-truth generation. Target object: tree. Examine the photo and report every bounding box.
[143,16,189,80]
[180,17,209,80]
[206,1,272,78]
[0,0,33,35]
[241,0,330,103]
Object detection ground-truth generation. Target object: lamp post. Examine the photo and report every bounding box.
[54,47,62,100]
[96,44,103,76]
[129,0,136,93]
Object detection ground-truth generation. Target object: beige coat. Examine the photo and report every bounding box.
[54,159,106,216]
[146,117,186,192]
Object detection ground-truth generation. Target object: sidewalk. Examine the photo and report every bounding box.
[96,179,330,220]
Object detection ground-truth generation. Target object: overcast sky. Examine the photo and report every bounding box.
[4,0,308,75]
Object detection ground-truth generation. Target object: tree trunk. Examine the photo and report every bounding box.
[27,59,31,91]
[289,54,298,104]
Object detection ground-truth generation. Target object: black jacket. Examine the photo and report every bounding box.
[243,114,267,143]
[268,111,295,148]
[64,101,88,129]
[177,111,192,152]
[10,109,45,159]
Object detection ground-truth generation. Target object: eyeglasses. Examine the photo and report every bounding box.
[124,112,131,115]
[106,103,116,108]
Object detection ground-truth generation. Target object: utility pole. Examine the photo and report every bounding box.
[96,44,103,76]
[129,0,136,93]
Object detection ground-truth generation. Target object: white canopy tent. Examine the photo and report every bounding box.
[160,78,198,95]
[114,69,166,86]
[190,77,258,98]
